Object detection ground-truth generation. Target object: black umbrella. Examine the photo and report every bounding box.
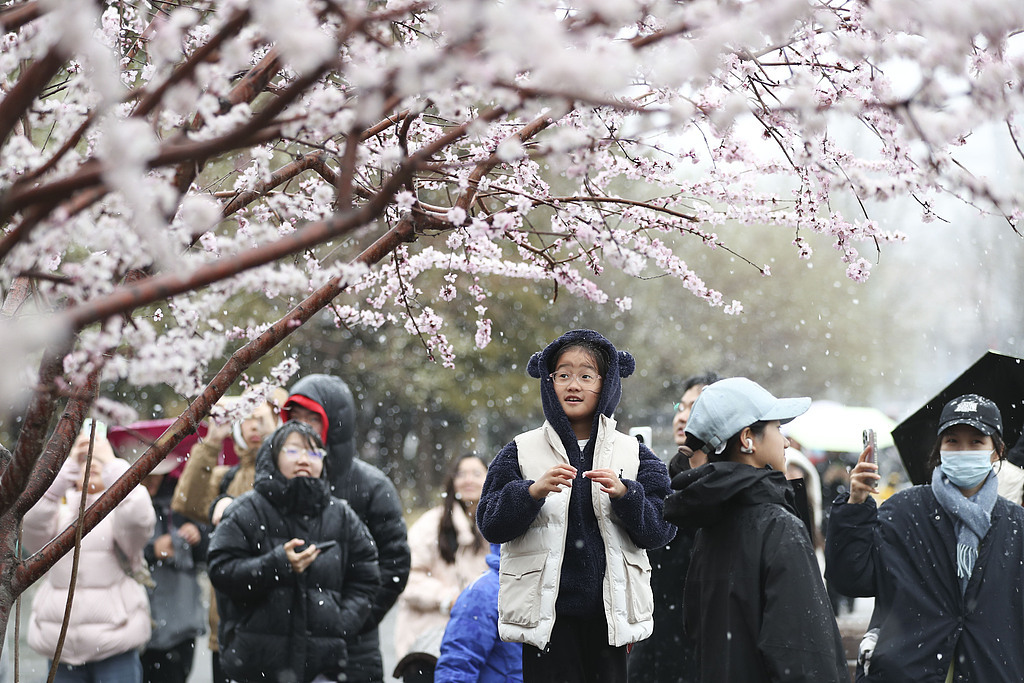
[892,351,1024,485]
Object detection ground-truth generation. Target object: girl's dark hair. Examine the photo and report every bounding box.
[270,421,325,473]
[552,340,609,377]
[678,421,771,465]
[438,453,487,565]
[925,430,1006,477]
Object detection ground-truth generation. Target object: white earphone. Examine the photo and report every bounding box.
[740,437,755,454]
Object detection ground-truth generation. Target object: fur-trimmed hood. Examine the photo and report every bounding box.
[527,329,635,445]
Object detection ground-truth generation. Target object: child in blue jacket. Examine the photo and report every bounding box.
[434,544,522,683]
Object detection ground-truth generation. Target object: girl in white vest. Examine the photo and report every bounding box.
[476,329,676,683]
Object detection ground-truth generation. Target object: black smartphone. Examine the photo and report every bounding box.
[863,429,877,464]
[297,540,338,553]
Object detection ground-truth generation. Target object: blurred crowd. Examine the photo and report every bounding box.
[15,329,1024,683]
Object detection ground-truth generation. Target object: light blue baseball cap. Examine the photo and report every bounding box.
[685,377,811,454]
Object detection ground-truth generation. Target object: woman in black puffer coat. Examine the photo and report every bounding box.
[208,421,380,683]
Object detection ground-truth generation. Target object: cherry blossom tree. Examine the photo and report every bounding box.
[0,0,1022,655]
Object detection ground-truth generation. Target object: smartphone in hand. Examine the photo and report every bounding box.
[296,540,338,553]
[863,429,877,464]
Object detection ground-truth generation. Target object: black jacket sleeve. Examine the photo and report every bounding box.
[338,507,383,636]
[609,443,676,549]
[759,511,848,682]
[824,494,881,597]
[207,500,295,604]
[359,469,410,627]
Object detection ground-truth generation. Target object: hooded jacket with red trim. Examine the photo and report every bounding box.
[284,374,411,683]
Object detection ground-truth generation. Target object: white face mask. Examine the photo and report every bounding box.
[939,450,995,488]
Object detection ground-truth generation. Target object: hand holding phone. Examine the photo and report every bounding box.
[295,540,338,553]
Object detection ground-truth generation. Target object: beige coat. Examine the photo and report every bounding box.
[171,439,258,524]
[22,458,156,665]
[393,504,489,659]
[997,459,1024,504]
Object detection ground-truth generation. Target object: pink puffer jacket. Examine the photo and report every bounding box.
[393,504,489,659]
[22,457,156,665]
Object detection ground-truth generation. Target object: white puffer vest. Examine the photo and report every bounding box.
[497,414,654,650]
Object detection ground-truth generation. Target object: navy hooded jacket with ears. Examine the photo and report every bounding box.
[477,329,675,618]
[284,374,411,683]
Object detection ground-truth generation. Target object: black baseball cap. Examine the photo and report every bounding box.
[938,394,1002,438]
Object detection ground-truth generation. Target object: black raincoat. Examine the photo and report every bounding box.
[664,461,847,683]
[826,486,1024,682]
[208,428,381,683]
[285,374,411,682]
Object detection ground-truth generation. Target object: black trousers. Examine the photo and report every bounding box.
[141,639,195,683]
[522,615,627,683]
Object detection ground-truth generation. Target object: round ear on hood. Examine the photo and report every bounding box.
[527,351,544,379]
[617,351,635,378]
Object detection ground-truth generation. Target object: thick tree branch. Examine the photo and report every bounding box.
[170,48,282,196]
[455,109,557,212]
[132,9,252,118]
[0,48,64,150]
[0,1,41,33]
[0,277,33,317]
[0,346,72,520]
[8,372,100,524]
[0,187,105,266]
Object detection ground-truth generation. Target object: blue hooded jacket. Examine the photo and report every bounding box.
[434,544,523,683]
[476,329,675,617]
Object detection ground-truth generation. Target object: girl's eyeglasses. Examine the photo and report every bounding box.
[549,372,601,387]
[281,446,326,460]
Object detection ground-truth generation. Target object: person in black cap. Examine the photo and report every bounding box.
[826,393,1024,682]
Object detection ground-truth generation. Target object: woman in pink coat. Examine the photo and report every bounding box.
[22,429,156,682]
[393,454,490,682]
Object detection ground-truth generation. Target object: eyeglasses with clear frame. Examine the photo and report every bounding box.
[281,446,326,460]
[549,371,602,388]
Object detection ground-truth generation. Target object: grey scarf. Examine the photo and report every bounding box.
[931,467,997,594]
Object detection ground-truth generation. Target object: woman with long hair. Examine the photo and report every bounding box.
[393,453,490,682]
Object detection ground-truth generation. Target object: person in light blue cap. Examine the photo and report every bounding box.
[663,377,848,683]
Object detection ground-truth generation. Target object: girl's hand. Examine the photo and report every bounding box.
[204,419,233,446]
[211,497,233,525]
[584,468,627,499]
[528,464,577,500]
[154,534,175,560]
[284,538,320,574]
[848,446,880,505]
[177,521,202,546]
